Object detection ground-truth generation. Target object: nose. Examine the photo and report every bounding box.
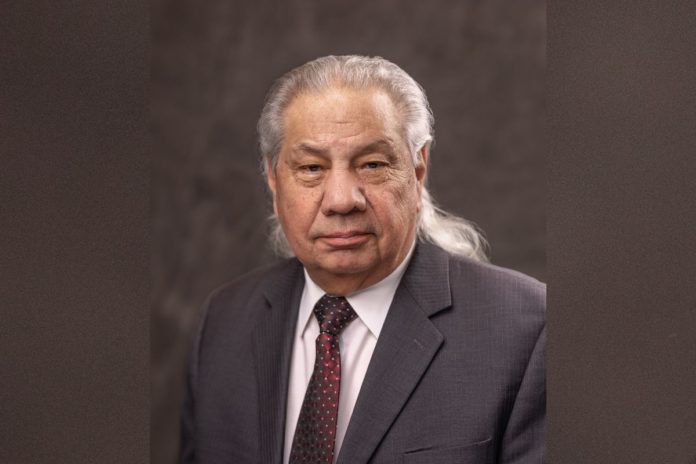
[320,168,367,216]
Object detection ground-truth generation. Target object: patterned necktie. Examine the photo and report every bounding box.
[289,295,357,464]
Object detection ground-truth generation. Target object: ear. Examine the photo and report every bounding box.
[413,145,428,212]
[414,145,428,187]
[264,158,279,216]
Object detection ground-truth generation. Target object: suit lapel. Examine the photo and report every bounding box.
[252,260,304,464]
[337,243,452,464]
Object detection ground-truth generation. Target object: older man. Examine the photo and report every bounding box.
[180,56,545,464]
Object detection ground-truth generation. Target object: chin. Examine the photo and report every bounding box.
[316,251,376,276]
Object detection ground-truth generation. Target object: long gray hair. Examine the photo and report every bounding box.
[257,55,489,262]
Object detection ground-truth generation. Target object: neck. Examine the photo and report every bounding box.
[308,272,380,296]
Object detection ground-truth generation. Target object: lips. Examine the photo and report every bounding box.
[317,231,371,248]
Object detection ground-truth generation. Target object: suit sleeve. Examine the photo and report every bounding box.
[179,293,214,464]
[499,324,546,464]
[179,354,197,464]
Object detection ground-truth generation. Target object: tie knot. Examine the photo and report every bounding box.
[313,295,357,336]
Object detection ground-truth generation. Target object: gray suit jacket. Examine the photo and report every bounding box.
[180,242,546,463]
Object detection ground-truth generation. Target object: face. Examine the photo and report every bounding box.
[266,86,427,295]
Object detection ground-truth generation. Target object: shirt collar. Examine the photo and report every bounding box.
[298,242,415,338]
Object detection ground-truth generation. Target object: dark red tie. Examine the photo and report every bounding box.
[289,295,357,464]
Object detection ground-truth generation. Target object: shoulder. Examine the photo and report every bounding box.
[445,251,545,344]
[413,241,545,310]
[196,258,303,334]
[447,252,545,312]
[206,260,293,307]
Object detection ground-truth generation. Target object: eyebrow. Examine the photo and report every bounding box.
[292,139,397,158]
[293,143,329,156]
[354,139,397,158]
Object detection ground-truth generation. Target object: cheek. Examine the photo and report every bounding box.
[277,190,321,232]
[369,183,420,228]
[387,174,420,209]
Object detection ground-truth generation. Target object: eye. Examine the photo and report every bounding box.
[302,164,322,173]
[362,161,386,170]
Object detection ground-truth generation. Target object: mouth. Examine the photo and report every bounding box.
[317,231,372,249]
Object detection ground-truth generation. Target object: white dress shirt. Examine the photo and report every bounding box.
[283,245,415,464]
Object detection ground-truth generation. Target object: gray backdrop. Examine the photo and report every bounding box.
[151,0,545,462]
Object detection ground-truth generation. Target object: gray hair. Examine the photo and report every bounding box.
[257,55,489,262]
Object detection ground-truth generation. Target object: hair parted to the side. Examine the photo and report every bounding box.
[257,55,489,262]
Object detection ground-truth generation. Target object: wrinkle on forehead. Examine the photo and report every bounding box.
[282,87,403,148]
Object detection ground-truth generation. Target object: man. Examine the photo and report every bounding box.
[180,55,545,464]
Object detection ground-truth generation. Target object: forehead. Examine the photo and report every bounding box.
[281,86,404,148]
